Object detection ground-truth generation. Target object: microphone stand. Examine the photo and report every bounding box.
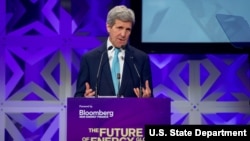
[139,82,142,98]
[95,46,113,98]
[131,57,143,98]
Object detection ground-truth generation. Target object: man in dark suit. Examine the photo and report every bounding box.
[75,5,153,98]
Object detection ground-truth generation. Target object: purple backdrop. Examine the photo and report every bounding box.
[0,0,250,141]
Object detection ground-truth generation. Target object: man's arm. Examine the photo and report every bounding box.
[142,55,153,97]
[74,55,89,97]
[133,54,153,98]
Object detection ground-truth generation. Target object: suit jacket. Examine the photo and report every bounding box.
[74,42,153,97]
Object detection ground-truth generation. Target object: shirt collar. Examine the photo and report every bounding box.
[107,38,114,50]
[107,38,126,54]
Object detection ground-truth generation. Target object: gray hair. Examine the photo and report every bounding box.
[106,5,135,27]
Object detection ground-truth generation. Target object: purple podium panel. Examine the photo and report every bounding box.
[67,97,170,141]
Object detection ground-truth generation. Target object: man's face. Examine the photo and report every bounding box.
[106,19,132,48]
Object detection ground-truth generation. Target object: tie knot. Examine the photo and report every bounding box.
[114,48,120,55]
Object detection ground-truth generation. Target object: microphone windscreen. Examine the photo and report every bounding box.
[108,46,113,50]
[121,45,126,50]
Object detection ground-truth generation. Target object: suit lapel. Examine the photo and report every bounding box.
[119,48,134,95]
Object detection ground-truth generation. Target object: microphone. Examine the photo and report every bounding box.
[130,56,143,98]
[120,45,126,50]
[95,46,113,98]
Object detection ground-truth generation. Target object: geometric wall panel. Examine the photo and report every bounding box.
[5,113,58,140]
[150,54,250,124]
[5,48,60,101]
[1,0,250,140]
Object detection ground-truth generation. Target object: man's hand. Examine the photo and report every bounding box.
[133,80,151,98]
[83,82,95,98]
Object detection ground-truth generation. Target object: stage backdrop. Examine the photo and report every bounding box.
[0,0,250,141]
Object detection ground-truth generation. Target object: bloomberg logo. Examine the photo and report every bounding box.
[79,109,114,119]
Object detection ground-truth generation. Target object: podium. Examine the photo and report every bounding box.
[67,97,170,141]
